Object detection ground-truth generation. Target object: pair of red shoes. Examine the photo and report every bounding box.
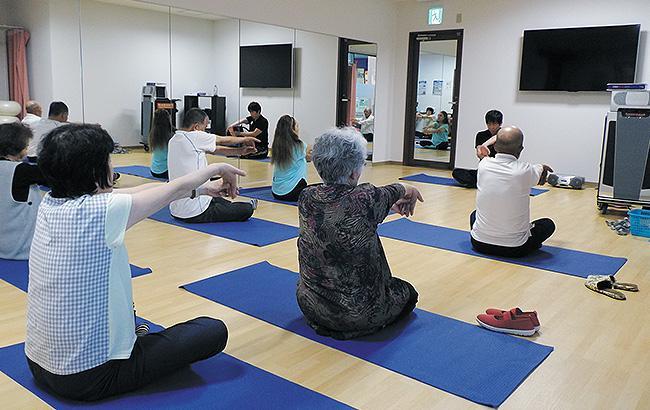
[476,308,540,337]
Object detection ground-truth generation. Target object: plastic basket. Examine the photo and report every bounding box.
[628,209,650,238]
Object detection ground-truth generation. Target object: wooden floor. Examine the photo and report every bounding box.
[2,150,649,409]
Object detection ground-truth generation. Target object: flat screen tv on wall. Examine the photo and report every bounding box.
[519,24,640,91]
[240,44,293,88]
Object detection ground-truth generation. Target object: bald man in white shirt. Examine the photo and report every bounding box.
[470,126,555,257]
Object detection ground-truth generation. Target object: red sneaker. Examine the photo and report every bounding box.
[476,311,537,336]
[485,308,540,331]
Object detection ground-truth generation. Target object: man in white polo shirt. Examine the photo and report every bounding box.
[168,108,259,223]
[470,126,555,257]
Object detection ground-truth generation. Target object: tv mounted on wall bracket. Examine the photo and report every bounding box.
[519,24,640,92]
[240,44,293,88]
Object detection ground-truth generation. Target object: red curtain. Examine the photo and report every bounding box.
[346,62,357,125]
[7,29,30,118]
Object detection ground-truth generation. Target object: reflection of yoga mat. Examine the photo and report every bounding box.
[0,258,152,292]
[240,186,297,206]
[114,165,167,181]
[181,262,553,408]
[0,321,349,409]
[378,219,627,278]
[400,173,549,196]
[149,207,298,246]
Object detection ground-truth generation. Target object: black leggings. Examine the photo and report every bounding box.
[272,179,307,202]
[176,197,253,223]
[452,168,478,188]
[27,317,227,402]
[469,210,556,257]
[150,170,169,179]
[418,140,448,150]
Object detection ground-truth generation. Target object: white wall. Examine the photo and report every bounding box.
[393,0,650,180]
[293,29,338,147]
[171,13,217,125]
[80,0,170,145]
[212,18,240,127]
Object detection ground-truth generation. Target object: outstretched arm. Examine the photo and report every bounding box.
[391,183,424,217]
[126,163,245,229]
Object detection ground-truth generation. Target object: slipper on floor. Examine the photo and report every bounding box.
[585,277,626,300]
[587,275,639,292]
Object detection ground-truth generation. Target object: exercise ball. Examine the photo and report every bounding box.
[0,100,21,116]
[0,116,19,124]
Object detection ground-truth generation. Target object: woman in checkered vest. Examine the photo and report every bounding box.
[25,124,242,401]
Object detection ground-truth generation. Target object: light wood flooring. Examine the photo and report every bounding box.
[1,150,649,409]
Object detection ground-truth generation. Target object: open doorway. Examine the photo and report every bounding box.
[337,38,377,160]
[403,29,463,169]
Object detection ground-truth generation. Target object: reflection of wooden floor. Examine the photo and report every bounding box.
[414,145,450,162]
[3,149,649,409]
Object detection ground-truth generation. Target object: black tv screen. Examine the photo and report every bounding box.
[519,25,640,91]
[240,44,293,88]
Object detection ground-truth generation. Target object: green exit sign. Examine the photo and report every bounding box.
[428,7,443,25]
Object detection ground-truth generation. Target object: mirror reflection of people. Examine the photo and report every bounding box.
[148,109,175,180]
[452,110,503,188]
[21,101,42,126]
[227,101,269,159]
[168,108,259,223]
[28,101,69,160]
[470,126,555,258]
[0,123,48,260]
[297,127,423,340]
[354,108,374,142]
[419,110,449,150]
[415,106,435,139]
[271,115,312,202]
[26,123,239,401]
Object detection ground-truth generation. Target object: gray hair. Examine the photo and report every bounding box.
[312,127,367,184]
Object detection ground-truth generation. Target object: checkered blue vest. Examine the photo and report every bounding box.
[26,193,113,375]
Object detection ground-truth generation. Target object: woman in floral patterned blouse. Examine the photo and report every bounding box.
[297,127,424,340]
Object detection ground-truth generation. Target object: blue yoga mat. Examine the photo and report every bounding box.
[149,207,298,246]
[240,186,297,206]
[114,165,167,182]
[0,258,151,293]
[377,218,626,278]
[181,262,553,408]
[0,321,349,409]
[400,173,549,196]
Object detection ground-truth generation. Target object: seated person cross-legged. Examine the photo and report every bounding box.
[0,123,49,260]
[169,108,259,223]
[297,127,423,340]
[452,109,503,188]
[271,115,312,202]
[470,126,555,258]
[419,110,450,150]
[227,101,269,160]
[26,124,244,401]
[415,106,435,139]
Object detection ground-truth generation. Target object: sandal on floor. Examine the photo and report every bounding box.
[587,275,639,292]
[585,277,626,300]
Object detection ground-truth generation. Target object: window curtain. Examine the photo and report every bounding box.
[346,62,357,125]
[6,29,30,118]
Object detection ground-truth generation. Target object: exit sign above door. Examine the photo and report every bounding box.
[428,7,443,25]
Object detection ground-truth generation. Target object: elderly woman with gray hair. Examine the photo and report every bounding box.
[297,127,423,340]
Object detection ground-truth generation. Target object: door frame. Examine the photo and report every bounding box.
[403,29,464,169]
[336,37,375,127]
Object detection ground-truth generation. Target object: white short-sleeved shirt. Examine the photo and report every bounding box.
[26,192,135,375]
[359,115,374,134]
[168,130,217,219]
[471,154,543,247]
[28,118,62,156]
